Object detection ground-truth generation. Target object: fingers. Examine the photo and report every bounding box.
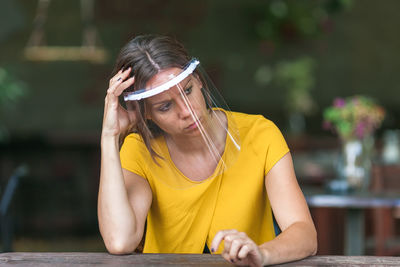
[237,244,251,260]
[107,67,134,96]
[226,238,242,262]
[102,68,137,138]
[224,232,247,262]
[234,239,253,260]
[106,77,123,97]
[212,230,263,266]
[211,229,238,253]
[109,68,129,87]
[108,68,126,87]
[114,76,135,97]
[104,68,130,115]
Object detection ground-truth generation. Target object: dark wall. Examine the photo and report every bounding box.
[1,0,399,137]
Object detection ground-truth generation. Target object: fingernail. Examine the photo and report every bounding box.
[117,77,122,81]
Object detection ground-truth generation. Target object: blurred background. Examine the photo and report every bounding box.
[1,0,400,255]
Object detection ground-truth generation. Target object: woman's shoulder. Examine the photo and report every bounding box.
[123,132,143,145]
[229,110,279,132]
[228,110,287,146]
[229,111,289,160]
[121,132,164,156]
[121,133,148,152]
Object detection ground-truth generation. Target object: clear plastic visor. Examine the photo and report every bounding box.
[124,59,200,101]
[123,59,240,189]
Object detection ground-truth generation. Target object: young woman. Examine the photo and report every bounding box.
[98,34,317,266]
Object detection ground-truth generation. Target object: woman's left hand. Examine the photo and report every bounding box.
[211,230,266,267]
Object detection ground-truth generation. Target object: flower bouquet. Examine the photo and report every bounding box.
[323,95,385,191]
[323,95,385,140]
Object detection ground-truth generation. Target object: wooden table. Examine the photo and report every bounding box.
[304,186,400,256]
[0,252,399,266]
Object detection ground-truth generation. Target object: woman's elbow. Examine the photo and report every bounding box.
[308,226,318,256]
[100,225,143,254]
[103,233,141,255]
[297,222,318,256]
[309,239,318,256]
[106,239,136,255]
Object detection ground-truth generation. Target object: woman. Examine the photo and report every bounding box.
[98,34,317,266]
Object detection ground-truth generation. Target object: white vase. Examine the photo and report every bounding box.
[341,137,373,191]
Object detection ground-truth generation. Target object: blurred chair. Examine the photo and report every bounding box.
[0,165,28,252]
[370,163,400,255]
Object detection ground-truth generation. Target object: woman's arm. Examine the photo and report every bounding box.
[98,137,152,254]
[259,152,317,263]
[211,152,317,266]
[97,67,152,254]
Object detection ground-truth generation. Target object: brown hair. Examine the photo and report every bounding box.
[112,34,191,160]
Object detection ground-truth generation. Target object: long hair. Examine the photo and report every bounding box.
[112,35,191,160]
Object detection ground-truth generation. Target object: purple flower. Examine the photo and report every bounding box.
[333,98,346,108]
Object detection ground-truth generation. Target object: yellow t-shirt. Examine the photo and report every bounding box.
[120,110,289,253]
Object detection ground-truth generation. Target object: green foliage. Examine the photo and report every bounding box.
[275,56,316,114]
[0,67,28,139]
[254,56,317,116]
[0,68,27,107]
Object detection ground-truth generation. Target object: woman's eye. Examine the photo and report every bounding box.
[158,102,171,112]
[184,86,192,95]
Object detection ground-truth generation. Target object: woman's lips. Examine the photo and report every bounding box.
[185,118,201,130]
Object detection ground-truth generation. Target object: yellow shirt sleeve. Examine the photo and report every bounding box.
[263,120,290,176]
[119,133,149,179]
[240,114,289,176]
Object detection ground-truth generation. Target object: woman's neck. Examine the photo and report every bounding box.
[165,131,220,156]
[165,111,227,157]
[163,111,228,181]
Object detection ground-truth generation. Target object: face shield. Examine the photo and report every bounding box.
[123,59,240,189]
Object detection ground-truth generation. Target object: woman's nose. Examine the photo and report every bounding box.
[177,99,192,119]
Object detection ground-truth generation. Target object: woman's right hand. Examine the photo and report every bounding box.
[102,68,136,138]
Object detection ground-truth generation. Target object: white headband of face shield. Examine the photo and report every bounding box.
[123,59,200,101]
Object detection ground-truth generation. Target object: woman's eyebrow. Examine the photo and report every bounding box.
[184,78,192,87]
[151,99,170,106]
